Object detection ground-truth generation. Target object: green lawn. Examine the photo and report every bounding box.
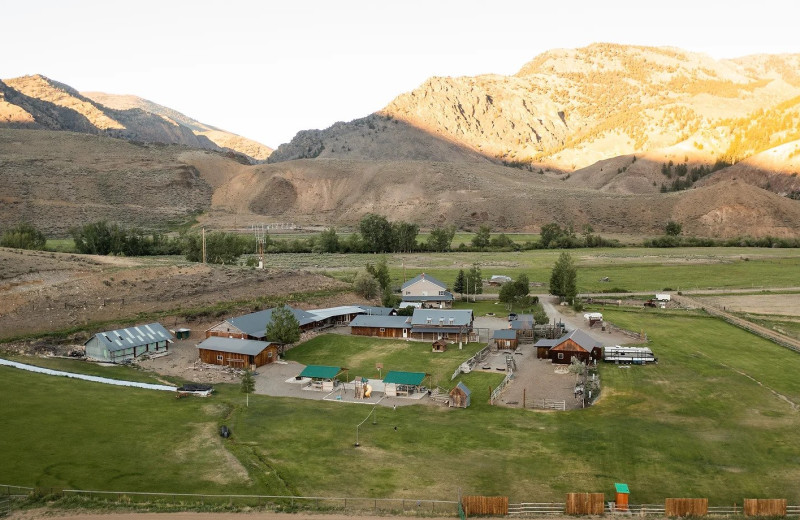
[283,334,484,388]
[4,308,800,503]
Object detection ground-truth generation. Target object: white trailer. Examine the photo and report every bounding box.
[603,345,657,364]
[655,293,671,302]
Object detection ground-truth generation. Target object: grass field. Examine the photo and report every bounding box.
[283,334,485,387]
[4,307,800,503]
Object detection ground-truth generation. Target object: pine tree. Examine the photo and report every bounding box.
[266,305,301,345]
[453,269,466,298]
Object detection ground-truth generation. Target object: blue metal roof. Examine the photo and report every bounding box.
[492,329,517,340]
[87,323,173,352]
[411,309,472,326]
[197,336,273,356]
[228,305,319,339]
[401,273,447,291]
[455,381,471,396]
[357,305,396,316]
[350,315,411,329]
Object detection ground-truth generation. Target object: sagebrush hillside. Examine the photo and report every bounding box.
[0,75,271,163]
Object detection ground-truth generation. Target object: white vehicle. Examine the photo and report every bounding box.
[655,293,671,302]
[603,345,657,364]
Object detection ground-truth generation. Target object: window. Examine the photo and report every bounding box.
[268,351,273,358]
[439,290,445,295]
[217,354,223,361]
[558,353,564,360]
[449,318,454,324]
[380,328,386,332]
[426,317,432,324]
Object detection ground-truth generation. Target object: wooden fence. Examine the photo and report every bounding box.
[462,495,508,516]
[666,498,708,517]
[565,493,604,515]
[744,499,786,516]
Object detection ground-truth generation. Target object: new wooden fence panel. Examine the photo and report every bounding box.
[744,499,786,516]
[565,493,604,515]
[665,498,708,517]
[462,495,508,516]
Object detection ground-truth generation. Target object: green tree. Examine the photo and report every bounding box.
[240,369,255,407]
[316,227,339,253]
[549,252,578,303]
[539,222,563,248]
[392,221,419,253]
[0,222,46,250]
[490,233,515,249]
[381,287,400,308]
[359,213,394,253]
[471,225,491,249]
[365,256,391,291]
[353,271,380,299]
[266,305,301,345]
[453,269,466,298]
[665,221,683,236]
[499,274,531,309]
[465,264,483,300]
[183,230,250,264]
[426,225,455,252]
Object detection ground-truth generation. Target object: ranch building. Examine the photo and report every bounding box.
[534,337,560,359]
[548,329,603,364]
[197,336,279,368]
[85,323,173,363]
[409,308,473,342]
[449,382,471,408]
[401,273,454,308]
[492,328,519,350]
[350,315,412,338]
[205,305,321,341]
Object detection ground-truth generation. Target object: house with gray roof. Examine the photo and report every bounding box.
[401,273,453,308]
[547,329,603,364]
[85,323,173,363]
[409,308,473,342]
[350,315,412,338]
[197,336,279,367]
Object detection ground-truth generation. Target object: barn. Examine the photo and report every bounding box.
[383,371,427,397]
[197,336,279,368]
[449,382,471,408]
[350,315,412,338]
[548,329,603,364]
[492,329,519,350]
[85,323,173,363]
[205,305,320,340]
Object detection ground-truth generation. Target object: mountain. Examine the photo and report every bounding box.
[0,75,270,163]
[271,43,800,197]
[2,45,799,239]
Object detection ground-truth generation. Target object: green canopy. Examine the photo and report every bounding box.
[615,483,629,494]
[299,365,341,379]
[383,371,426,386]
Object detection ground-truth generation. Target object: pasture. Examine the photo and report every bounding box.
[3,306,800,503]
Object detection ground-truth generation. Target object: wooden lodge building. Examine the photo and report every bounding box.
[350,315,412,338]
[197,336,279,368]
[492,328,519,350]
[85,323,173,363]
[350,308,474,342]
[535,329,603,364]
[206,305,321,341]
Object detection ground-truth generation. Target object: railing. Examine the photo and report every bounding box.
[490,371,513,404]
[452,344,491,380]
[509,502,565,515]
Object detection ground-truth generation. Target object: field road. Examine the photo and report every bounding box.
[535,294,640,347]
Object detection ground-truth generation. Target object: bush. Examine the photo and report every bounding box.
[0,223,46,250]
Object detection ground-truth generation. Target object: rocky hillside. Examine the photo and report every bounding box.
[272,44,800,197]
[0,75,270,163]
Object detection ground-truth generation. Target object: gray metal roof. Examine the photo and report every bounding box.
[411,309,472,326]
[534,338,560,348]
[401,273,447,291]
[197,336,273,356]
[87,323,173,352]
[307,306,365,320]
[492,329,517,340]
[510,319,534,330]
[357,305,396,316]
[560,329,603,350]
[401,291,454,302]
[350,315,411,329]
[228,305,319,339]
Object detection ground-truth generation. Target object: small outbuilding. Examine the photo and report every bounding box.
[449,382,471,408]
[492,329,519,350]
[197,336,278,368]
[548,329,603,364]
[383,370,427,397]
[432,339,448,352]
[614,483,630,511]
[174,328,191,340]
[85,323,173,363]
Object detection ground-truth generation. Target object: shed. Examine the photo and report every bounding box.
[614,483,629,511]
[85,323,173,363]
[534,337,560,359]
[299,365,345,391]
[383,370,427,397]
[432,339,448,352]
[492,328,519,350]
[174,328,191,340]
[449,382,471,408]
[197,336,278,368]
[549,329,603,364]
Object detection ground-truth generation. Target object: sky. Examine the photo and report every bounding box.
[2,0,798,148]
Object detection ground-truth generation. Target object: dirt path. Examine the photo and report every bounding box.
[536,294,641,347]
